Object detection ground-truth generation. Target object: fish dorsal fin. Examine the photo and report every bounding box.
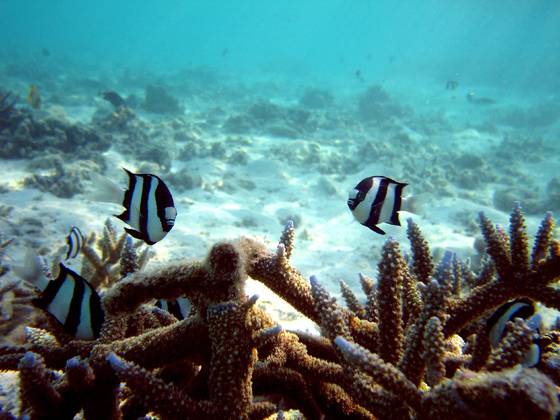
[13,248,50,291]
[86,172,124,204]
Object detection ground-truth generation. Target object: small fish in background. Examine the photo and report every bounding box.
[89,168,177,245]
[354,69,365,83]
[466,91,496,105]
[101,90,126,109]
[41,47,50,57]
[65,226,84,260]
[347,176,409,235]
[487,298,541,367]
[446,80,458,90]
[27,84,41,110]
[156,297,192,320]
[221,48,229,57]
[13,251,104,340]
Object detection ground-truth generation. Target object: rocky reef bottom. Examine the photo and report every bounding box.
[0,204,559,419]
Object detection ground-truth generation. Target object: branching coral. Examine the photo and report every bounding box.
[0,204,558,419]
[80,219,150,288]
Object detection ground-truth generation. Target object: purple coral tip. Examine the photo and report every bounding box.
[248,294,259,305]
[310,275,319,287]
[66,356,84,370]
[266,324,283,336]
[20,351,39,368]
[334,336,353,353]
[106,352,126,371]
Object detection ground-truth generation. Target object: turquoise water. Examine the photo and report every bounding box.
[1,0,559,272]
[2,1,560,91]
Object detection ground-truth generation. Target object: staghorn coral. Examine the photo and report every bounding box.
[80,219,151,288]
[0,205,558,419]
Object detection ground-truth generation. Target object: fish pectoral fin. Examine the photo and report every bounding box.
[370,225,386,235]
[124,228,145,241]
[124,228,155,245]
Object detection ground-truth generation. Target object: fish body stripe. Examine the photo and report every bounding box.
[116,169,138,229]
[365,178,389,228]
[64,268,85,335]
[33,265,66,310]
[139,174,153,244]
[177,297,191,319]
[488,299,535,347]
[390,183,406,225]
[167,299,184,320]
[156,297,191,320]
[146,175,170,244]
[155,178,176,230]
[32,264,104,340]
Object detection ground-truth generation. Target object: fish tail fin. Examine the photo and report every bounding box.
[12,248,50,291]
[86,173,123,204]
[401,193,425,216]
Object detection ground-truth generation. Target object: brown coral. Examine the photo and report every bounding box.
[0,206,558,419]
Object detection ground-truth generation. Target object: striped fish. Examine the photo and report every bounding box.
[65,226,84,259]
[116,169,177,245]
[487,298,541,367]
[32,263,104,340]
[155,297,191,320]
[347,176,407,235]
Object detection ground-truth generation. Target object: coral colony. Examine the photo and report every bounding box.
[0,203,558,419]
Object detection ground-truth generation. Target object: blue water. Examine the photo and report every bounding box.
[2,1,560,92]
[1,0,559,261]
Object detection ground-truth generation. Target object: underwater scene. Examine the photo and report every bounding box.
[1,1,560,418]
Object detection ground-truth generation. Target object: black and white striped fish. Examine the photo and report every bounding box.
[65,226,84,259]
[90,168,177,245]
[347,176,408,235]
[487,298,541,367]
[155,297,191,320]
[32,263,104,340]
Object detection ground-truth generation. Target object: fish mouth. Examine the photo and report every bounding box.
[347,199,356,210]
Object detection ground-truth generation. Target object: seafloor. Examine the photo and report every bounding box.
[0,59,559,419]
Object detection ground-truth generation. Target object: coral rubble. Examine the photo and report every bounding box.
[0,205,559,419]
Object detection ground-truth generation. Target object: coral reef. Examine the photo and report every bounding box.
[0,205,559,419]
[0,107,112,160]
[23,158,98,198]
[223,99,317,139]
[357,85,410,124]
[143,85,182,114]
[299,88,334,109]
